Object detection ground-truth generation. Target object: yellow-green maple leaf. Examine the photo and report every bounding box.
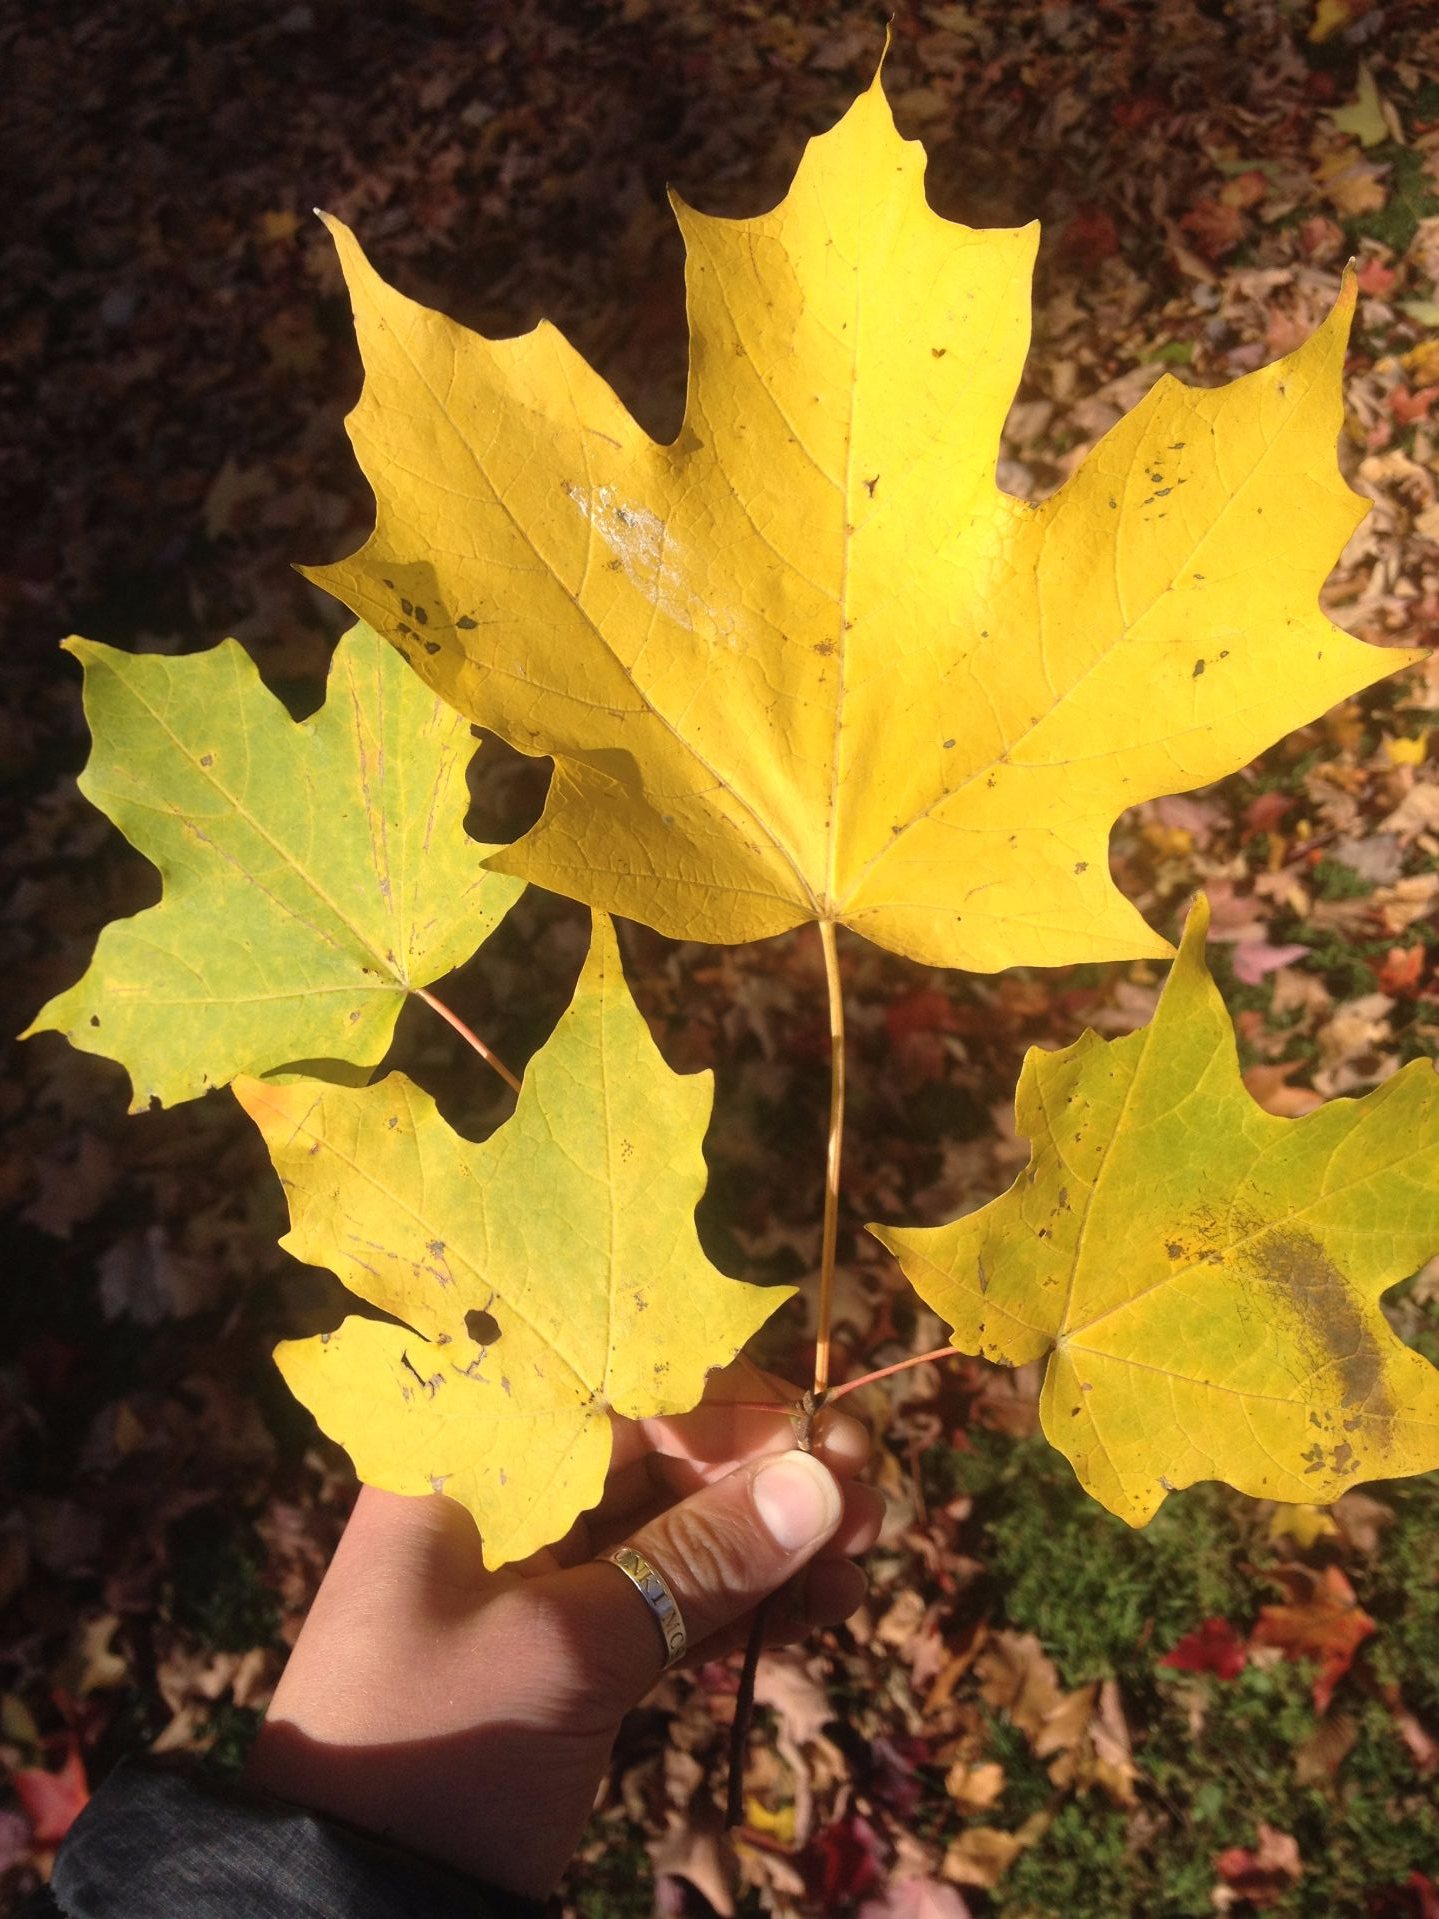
[26,625,520,1109]
[874,897,1439,1524]
[305,73,1420,971]
[235,916,786,1565]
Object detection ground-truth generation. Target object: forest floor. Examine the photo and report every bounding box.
[5,2,1439,1914]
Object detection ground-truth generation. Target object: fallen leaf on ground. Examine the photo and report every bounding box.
[1214,1822,1303,1909]
[1267,1502,1340,1549]
[941,1826,1026,1890]
[860,1878,973,1919]
[1160,1617,1248,1681]
[1250,1563,1377,1712]
[11,1742,89,1847]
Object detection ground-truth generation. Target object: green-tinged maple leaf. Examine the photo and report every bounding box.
[874,897,1439,1524]
[234,916,787,1565]
[25,624,521,1109]
[304,72,1419,972]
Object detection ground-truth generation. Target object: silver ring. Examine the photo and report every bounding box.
[601,1545,688,1669]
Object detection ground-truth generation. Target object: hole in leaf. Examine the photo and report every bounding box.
[465,1308,500,1347]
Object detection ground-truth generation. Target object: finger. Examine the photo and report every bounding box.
[689,1559,870,1665]
[573,1450,847,1701]
[588,1469,884,1565]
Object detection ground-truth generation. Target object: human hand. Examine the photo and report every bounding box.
[245,1367,882,1898]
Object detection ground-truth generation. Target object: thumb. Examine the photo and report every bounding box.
[584,1450,846,1693]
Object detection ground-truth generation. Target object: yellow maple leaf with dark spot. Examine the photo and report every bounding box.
[875,898,1439,1524]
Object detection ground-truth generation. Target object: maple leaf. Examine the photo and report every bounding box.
[875,896,1439,1524]
[1250,1563,1376,1712]
[1159,1617,1248,1681]
[305,73,1418,973]
[235,916,786,1565]
[26,625,520,1109]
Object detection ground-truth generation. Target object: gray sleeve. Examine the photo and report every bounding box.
[44,1756,540,1919]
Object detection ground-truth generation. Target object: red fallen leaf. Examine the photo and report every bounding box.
[809,1811,884,1907]
[886,988,958,1046]
[1410,1870,1439,1919]
[1055,208,1119,271]
[1241,790,1295,838]
[1391,385,1439,427]
[12,1740,89,1846]
[1357,259,1400,298]
[1215,1823,1302,1907]
[1112,95,1166,133]
[1161,1617,1247,1680]
[1296,215,1346,265]
[1250,1564,1376,1712]
[1179,199,1246,262]
[1378,945,1427,996]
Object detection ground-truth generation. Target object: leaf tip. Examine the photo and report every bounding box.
[1178,891,1212,954]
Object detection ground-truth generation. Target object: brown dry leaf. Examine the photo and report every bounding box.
[1331,1489,1396,1554]
[1214,1822,1303,1910]
[56,1615,127,1697]
[944,1760,1007,1816]
[975,1631,1064,1742]
[1241,1061,1324,1118]
[650,1808,736,1918]
[941,1826,1025,1890]
[1293,1711,1359,1785]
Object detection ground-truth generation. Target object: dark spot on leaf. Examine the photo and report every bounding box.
[943,738,955,749]
[89,1014,100,1027]
[1245,1227,1391,1440]
[348,1010,360,1023]
[814,640,835,657]
[465,1308,500,1346]
[423,640,442,655]
[386,1115,398,1130]
[456,615,477,630]
[931,346,947,357]
[414,606,428,625]
[200,753,214,767]
[1166,1241,1183,1258]
[428,1239,445,1258]
[401,598,413,616]
[1192,659,1205,677]
[1074,860,1088,874]
[863,475,879,497]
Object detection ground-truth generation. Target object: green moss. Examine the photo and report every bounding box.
[930,1434,1248,1688]
[201,1702,263,1777]
[165,1510,280,1655]
[569,1826,656,1919]
[1348,144,1439,255]
[1309,857,1374,902]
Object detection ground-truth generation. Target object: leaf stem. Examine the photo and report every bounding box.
[813,919,846,1401]
[415,987,522,1094]
[826,1345,961,1401]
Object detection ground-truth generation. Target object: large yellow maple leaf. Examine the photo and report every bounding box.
[308,73,1419,971]
[875,898,1439,1525]
[235,916,785,1565]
